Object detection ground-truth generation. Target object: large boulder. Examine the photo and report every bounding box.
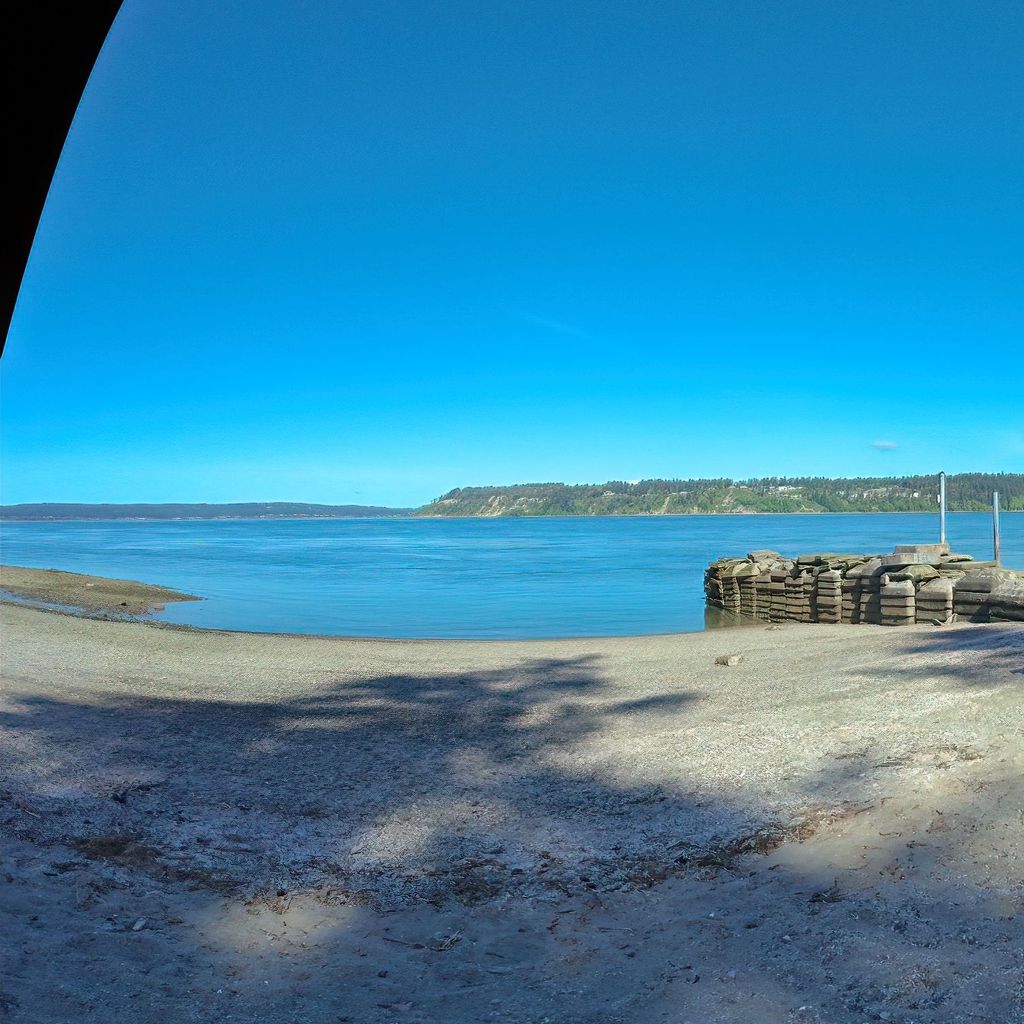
[954,569,1024,622]
[954,567,1019,595]
[889,564,939,583]
[746,550,782,563]
[847,558,886,579]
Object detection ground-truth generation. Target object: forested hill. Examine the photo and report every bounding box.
[419,474,1024,517]
[0,502,414,521]
[4,475,1021,520]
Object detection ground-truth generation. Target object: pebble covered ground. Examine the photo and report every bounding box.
[2,600,1022,1023]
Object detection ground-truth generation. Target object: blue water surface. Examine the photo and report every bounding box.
[1,514,1018,638]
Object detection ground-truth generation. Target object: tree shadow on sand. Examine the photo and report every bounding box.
[824,623,1022,709]
[3,655,721,905]
[2,635,1022,1023]
[876,622,1024,685]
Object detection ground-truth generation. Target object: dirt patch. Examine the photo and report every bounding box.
[72,833,242,894]
[75,833,165,868]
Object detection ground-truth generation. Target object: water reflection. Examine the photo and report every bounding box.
[703,606,762,630]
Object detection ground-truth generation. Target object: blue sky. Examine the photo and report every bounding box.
[2,0,1022,506]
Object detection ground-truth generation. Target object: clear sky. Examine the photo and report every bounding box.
[2,0,1022,507]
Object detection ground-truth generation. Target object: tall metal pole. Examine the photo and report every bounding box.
[993,491,1001,566]
[939,471,946,545]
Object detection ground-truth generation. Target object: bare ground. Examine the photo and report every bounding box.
[1,600,1022,1023]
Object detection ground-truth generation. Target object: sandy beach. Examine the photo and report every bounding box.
[1,575,1022,1023]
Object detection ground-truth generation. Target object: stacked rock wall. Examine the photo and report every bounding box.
[704,546,1024,627]
[880,579,915,626]
[815,570,842,624]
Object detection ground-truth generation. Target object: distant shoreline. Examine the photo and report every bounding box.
[0,515,415,523]
[3,475,1020,521]
[1,510,1019,524]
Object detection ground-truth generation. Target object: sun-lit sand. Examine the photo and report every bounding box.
[1,575,1022,1023]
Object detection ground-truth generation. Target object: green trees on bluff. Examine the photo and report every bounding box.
[420,474,1024,517]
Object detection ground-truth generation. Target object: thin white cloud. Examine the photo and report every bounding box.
[871,440,900,451]
[521,313,591,340]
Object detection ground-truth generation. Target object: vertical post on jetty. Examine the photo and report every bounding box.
[993,491,1001,566]
[938,471,947,545]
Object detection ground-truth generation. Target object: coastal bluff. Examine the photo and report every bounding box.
[705,544,1024,626]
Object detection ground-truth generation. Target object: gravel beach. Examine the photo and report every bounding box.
[1,576,1022,1023]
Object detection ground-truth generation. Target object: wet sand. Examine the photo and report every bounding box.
[0,564,198,617]
[1,584,1022,1023]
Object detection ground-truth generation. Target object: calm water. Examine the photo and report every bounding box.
[1,514,1019,639]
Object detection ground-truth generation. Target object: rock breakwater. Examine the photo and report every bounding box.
[705,544,1024,626]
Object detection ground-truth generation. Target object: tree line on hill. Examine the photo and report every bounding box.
[3,475,1020,520]
[419,474,1024,517]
